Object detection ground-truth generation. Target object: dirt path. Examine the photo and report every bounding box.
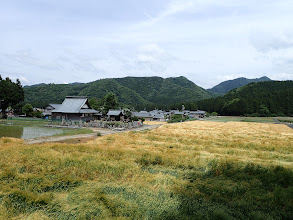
[25,124,162,144]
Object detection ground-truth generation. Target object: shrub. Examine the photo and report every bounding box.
[211,112,218,116]
[167,114,189,123]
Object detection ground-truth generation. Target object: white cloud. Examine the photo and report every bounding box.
[250,30,293,77]
[5,75,29,83]
[271,73,293,80]
[137,0,196,27]
[1,0,293,89]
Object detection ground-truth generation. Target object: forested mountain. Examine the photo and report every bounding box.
[208,76,271,94]
[24,76,214,109]
[197,81,293,116]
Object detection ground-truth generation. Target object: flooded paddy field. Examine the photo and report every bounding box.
[0,124,64,139]
[0,119,93,140]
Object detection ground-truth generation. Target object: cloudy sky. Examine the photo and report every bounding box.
[1,0,293,88]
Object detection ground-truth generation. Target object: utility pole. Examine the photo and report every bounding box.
[181,104,185,122]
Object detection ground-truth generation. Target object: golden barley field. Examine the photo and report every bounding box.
[143,120,166,125]
[0,121,293,219]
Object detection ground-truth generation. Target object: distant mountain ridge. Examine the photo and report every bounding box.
[24,76,214,108]
[198,80,293,116]
[208,76,272,94]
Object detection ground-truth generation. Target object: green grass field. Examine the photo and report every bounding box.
[2,118,48,126]
[0,121,293,219]
[205,116,276,123]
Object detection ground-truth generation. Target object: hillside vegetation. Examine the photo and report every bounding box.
[24,76,213,109]
[1,121,293,219]
[208,76,271,94]
[198,80,293,116]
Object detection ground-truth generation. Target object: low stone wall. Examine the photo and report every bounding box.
[46,119,143,130]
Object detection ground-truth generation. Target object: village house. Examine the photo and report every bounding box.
[131,111,153,121]
[43,104,61,119]
[188,110,206,118]
[171,110,184,116]
[149,110,166,122]
[107,110,125,121]
[152,113,166,121]
[52,96,100,121]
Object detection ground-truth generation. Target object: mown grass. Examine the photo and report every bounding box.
[52,128,94,137]
[205,116,275,123]
[277,117,293,123]
[1,119,48,127]
[0,121,293,219]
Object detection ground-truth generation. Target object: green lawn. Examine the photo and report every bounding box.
[205,116,275,123]
[53,128,93,137]
[3,118,48,126]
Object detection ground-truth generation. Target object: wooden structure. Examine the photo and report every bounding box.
[52,96,100,121]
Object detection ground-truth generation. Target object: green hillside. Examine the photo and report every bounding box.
[197,81,293,116]
[115,76,214,105]
[208,76,271,95]
[24,76,213,108]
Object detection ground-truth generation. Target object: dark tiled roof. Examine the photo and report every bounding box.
[80,109,100,114]
[189,110,206,114]
[153,114,165,119]
[132,112,152,118]
[49,104,61,110]
[107,110,123,116]
[52,96,98,114]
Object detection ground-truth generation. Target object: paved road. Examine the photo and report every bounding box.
[25,124,162,144]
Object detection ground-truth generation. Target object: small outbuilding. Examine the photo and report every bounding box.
[132,111,153,121]
[107,110,125,121]
[189,110,206,118]
[43,104,61,119]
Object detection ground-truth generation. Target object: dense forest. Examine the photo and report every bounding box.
[24,76,214,109]
[197,81,293,116]
[207,76,271,94]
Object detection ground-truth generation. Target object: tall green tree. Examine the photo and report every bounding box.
[89,97,104,111]
[22,103,33,117]
[103,92,118,114]
[0,75,24,118]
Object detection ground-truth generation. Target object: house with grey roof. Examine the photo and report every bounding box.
[107,109,125,121]
[43,104,61,119]
[188,110,206,118]
[52,96,100,121]
[152,113,166,121]
[132,111,153,121]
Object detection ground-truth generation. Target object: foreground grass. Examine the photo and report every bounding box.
[0,121,293,219]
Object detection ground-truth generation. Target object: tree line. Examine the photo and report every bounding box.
[195,81,293,116]
[0,75,24,118]
[2,77,293,118]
